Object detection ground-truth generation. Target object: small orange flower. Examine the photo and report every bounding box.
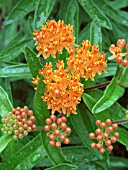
[109,39,128,67]
[42,60,84,116]
[67,40,107,81]
[33,20,75,59]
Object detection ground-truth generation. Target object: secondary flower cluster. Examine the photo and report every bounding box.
[67,41,107,81]
[1,106,36,140]
[44,115,71,147]
[41,60,84,116]
[33,20,75,58]
[109,39,128,67]
[89,119,119,154]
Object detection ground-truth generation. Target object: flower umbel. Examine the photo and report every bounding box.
[67,40,107,81]
[89,119,119,154]
[33,20,75,59]
[44,115,71,147]
[1,106,37,140]
[41,60,84,116]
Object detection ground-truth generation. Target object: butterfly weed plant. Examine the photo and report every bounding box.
[0,0,128,170]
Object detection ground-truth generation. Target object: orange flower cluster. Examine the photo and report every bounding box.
[109,39,128,67]
[41,60,84,116]
[33,20,75,59]
[67,40,107,81]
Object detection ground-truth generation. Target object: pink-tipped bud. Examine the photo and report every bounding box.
[64,138,70,144]
[49,134,55,141]
[55,141,61,148]
[99,148,105,154]
[32,124,37,130]
[51,123,57,129]
[106,119,112,125]
[114,132,119,138]
[112,123,118,130]
[111,136,117,143]
[103,133,109,139]
[61,123,67,129]
[21,112,27,118]
[49,140,55,146]
[100,122,106,128]
[116,56,123,64]
[107,145,113,151]
[107,126,113,133]
[27,120,33,126]
[117,39,126,48]
[28,110,33,116]
[91,142,96,148]
[105,140,111,146]
[97,135,103,141]
[57,118,62,124]
[61,117,67,123]
[44,125,50,132]
[50,115,56,121]
[60,135,65,141]
[46,118,52,125]
[122,60,128,67]
[95,128,102,135]
[30,116,36,122]
[96,143,102,149]
[65,127,71,134]
[54,129,60,136]
[89,133,95,139]
[96,120,101,125]
[13,135,18,140]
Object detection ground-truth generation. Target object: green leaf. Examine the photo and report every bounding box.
[4,0,37,26]
[24,46,43,77]
[2,134,47,170]
[92,78,125,113]
[0,78,13,104]
[33,76,68,164]
[70,102,103,160]
[101,0,128,27]
[0,38,32,62]
[110,0,128,9]
[0,86,13,117]
[116,128,128,150]
[78,0,112,29]
[110,156,128,168]
[0,64,31,78]
[78,23,91,44]
[33,0,55,29]
[46,163,78,170]
[90,18,102,51]
[119,67,128,84]
[65,0,79,43]
[0,134,12,153]
[82,90,126,122]
[59,0,71,20]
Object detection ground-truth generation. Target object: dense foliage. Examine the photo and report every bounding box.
[0,0,128,170]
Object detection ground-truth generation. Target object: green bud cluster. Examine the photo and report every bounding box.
[1,106,37,140]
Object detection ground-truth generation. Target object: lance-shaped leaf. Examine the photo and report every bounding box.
[24,46,43,77]
[78,0,112,29]
[0,86,13,117]
[1,134,47,170]
[0,134,12,153]
[46,163,78,170]
[92,77,125,114]
[33,75,69,164]
[90,17,102,51]
[4,0,36,26]
[33,0,55,29]
[65,0,79,43]
[0,64,31,79]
